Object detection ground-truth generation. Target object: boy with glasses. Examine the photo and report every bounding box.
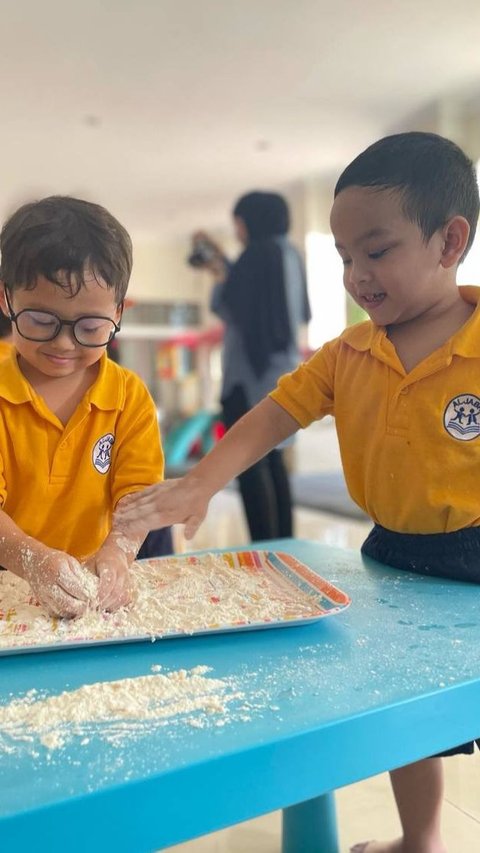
[0,195,164,619]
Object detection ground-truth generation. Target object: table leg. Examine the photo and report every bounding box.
[282,792,339,853]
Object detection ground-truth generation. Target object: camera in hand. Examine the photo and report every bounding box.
[187,238,218,268]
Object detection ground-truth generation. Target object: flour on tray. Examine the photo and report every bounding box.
[0,551,326,650]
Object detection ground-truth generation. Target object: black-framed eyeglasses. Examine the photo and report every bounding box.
[4,289,122,348]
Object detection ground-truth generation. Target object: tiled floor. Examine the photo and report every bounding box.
[168,420,480,852]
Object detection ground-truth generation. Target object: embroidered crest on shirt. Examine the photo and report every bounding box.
[92,433,115,473]
[443,395,480,441]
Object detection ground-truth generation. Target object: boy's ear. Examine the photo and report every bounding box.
[0,282,9,317]
[114,301,124,324]
[440,216,471,268]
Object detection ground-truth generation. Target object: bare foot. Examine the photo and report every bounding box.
[351,842,402,853]
[351,840,447,853]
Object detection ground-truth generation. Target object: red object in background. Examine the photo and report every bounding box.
[187,419,226,460]
[163,326,224,349]
[157,344,175,379]
[213,420,226,441]
[189,438,202,457]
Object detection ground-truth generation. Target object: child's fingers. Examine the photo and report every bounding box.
[116,492,136,505]
[97,566,116,610]
[57,560,94,603]
[25,554,90,618]
[68,561,99,602]
[184,514,204,540]
[97,565,131,612]
[115,481,181,516]
[116,501,171,528]
[42,586,88,619]
[100,584,131,612]
[114,500,151,522]
[115,493,158,517]
[118,482,173,504]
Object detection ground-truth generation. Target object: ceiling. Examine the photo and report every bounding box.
[3,0,480,240]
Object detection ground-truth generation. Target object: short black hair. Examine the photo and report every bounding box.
[334,132,480,260]
[233,191,290,240]
[0,195,132,302]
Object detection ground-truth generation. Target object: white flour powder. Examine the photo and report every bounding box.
[0,665,243,751]
[0,553,333,756]
[0,552,323,650]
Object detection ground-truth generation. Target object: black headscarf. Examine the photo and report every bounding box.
[222,192,310,378]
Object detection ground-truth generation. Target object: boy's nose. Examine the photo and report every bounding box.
[347,260,371,287]
[50,326,77,349]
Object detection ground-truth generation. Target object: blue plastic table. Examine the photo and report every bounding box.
[2,539,480,853]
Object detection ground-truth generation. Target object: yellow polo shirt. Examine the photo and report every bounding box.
[0,352,164,558]
[271,285,480,535]
[0,340,12,361]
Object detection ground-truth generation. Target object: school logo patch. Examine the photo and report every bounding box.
[92,433,115,473]
[443,394,480,441]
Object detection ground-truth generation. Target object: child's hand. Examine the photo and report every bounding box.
[88,548,132,613]
[23,547,98,619]
[115,476,210,540]
[112,495,150,541]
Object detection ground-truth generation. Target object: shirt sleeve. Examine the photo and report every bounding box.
[110,375,165,508]
[0,449,6,508]
[269,338,338,428]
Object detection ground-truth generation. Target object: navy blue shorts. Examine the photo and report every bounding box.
[361,523,480,757]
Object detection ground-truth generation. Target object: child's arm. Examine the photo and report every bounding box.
[92,373,165,611]
[0,509,97,618]
[116,397,300,537]
[86,509,150,612]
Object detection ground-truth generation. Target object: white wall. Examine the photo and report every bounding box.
[129,239,201,302]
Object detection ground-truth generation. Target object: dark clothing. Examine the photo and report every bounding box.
[362,523,480,756]
[222,384,292,541]
[362,523,480,584]
[222,239,309,378]
[137,527,174,560]
[211,237,309,409]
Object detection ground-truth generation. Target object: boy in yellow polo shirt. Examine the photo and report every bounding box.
[119,132,480,853]
[0,196,163,619]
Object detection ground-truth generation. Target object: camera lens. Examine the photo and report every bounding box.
[187,239,216,268]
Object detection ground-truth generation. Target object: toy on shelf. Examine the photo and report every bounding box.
[116,301,225,469]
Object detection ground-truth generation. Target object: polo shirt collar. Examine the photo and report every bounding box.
[0,351,123,410]
[342,320,376,352]
[343,285,480,359]
[0,349,33,404]
[88,354,124,411]
[450,285,480,357]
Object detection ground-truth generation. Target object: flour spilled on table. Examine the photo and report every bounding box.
[0,664,247,753]
[0,551,325,650]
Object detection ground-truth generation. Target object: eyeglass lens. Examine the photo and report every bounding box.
[15,311,116,346]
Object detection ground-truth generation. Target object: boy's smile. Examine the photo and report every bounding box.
[330,186,455,328]
[0,273,121,384]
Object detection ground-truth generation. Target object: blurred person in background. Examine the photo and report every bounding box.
[190,190,310,541]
